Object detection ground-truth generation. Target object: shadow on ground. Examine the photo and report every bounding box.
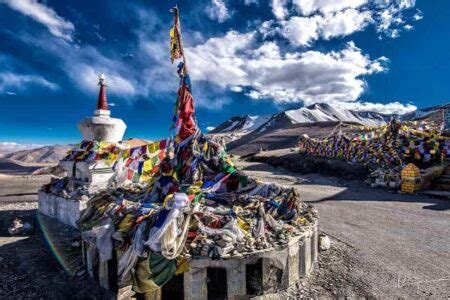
[0,159,42,175]
[241,161,450,212]
[310,185,450,211]
[0,209,113,299]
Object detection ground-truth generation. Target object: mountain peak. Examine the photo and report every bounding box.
[209,103,448,136]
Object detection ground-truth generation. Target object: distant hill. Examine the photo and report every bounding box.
[210,103,391,135]
[402,103,450,123]
[2,145,71,164]
[210,102,448,137]
[209,115,272,134]
[209,102,449,156]
[227,121,360,156]
[0,142,42,156]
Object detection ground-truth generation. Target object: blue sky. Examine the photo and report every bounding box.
[0,0,448,146]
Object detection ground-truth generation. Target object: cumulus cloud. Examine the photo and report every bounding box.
[270,0,422,45]
[0,0,75,41]
[187,32,389,106]
[206,126,216,131]
[335,100,417,115]
[230,86,243,92]
[281,16,321,46]
[271,0,289,20]
[206,0,230,23]
[293,0,368,16]
[0,72,58,92]
[320,9,372,39]
[14,22,168,100]
[72,64,137,96]
[281,9,372,46]
[2,1,419,114]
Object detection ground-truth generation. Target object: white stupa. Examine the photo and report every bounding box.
[78,74,126,142]
[56,74,128,197]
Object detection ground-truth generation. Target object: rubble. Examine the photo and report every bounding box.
[319,234,331,251]
[8,218,32,235]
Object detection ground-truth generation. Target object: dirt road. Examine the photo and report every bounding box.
[237,159,450,298]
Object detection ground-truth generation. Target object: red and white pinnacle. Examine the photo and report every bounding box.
[97,73,108,111]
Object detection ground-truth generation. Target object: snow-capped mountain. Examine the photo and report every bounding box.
[210,103,391,134]
[402,103,450,122]
[283,103,390,126]
[209,115,271,134]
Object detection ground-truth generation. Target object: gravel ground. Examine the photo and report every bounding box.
[0,175,114,299]
[237,158,450,298]
[0,210,114,299]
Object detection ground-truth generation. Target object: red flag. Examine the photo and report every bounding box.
[177,83,196,140]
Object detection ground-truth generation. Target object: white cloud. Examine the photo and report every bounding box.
[335,100,417,115]
[1,0,75,41]
[320,9,372,39]
[374,0,420,38]
[271,0,289,20]
[0,142,42,155]
[293,0,368,16]
[9,6,188,109]
[403,24,413,31]
[271,0,421,46]
[206,126,216,131]
[197,96,232,110]
[187,32,389,106]
[244,0,259,5]
[3,2,420,114]
[5,91,17,96]
[413,11,423,21]
[0,72,58,92]
[15,31,148,99]
[281,9,372,46]
[206,0,230,23]
[72,64,137,96]
[281,16,321,46]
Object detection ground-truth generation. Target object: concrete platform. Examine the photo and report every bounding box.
[82,220,319,299]
[38,191,87,228]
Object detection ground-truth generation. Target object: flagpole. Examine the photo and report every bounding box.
[171,6,188,74]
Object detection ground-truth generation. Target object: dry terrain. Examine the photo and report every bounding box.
[0,174,114,299]
[227,121,368,156]
[237,158,450,298]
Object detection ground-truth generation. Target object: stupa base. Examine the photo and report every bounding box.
[38,191,87,228]
[82,221,319,299]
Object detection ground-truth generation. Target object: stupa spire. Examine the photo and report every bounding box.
[78,72,126,142]
[97,73,108,111]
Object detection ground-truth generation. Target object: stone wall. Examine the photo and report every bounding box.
[83,221,319,300]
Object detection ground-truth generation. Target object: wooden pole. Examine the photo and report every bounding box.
[171,6,188,74]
